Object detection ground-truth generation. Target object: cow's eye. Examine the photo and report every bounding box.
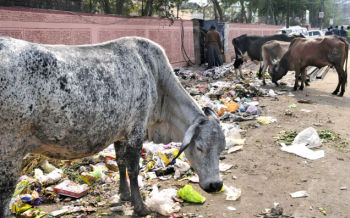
[196,146,203,152]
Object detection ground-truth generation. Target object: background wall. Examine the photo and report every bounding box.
[0,7,195,67]
[228,23,283,55]
[0,7,283,67]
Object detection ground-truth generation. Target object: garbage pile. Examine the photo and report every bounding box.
[174,64,234,81]
[11,64,292,217]
[12,121,244,217]
[187,80,267,123]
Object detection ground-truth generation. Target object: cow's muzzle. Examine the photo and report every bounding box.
[201,180,223,193]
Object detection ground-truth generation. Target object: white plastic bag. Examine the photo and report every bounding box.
[145,185,181,216]
[293,127,322,148]
[280,143,324,160]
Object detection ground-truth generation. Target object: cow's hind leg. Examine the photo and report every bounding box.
[115,127,150,216]
[333,66,346,96]
[114,141,131,201]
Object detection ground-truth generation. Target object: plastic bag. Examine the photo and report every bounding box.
[174,159,190,179]
[293,127,322,148]
[225,101,240,113]
[11,179,31,213]
[21,208,46,218]
[41,160,56,173]
[280,143,324,160]
[34,168,62,185]
[258,116,277,125]
[225,185,241,201]
[145,185,181,216]
[177,185,206,204]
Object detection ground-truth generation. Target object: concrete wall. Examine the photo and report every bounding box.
[0,7,195,67]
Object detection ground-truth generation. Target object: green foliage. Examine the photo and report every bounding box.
[276,130,298,145]
[317,129,340,143]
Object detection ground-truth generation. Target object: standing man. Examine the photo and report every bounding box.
[340,26,347,38]
[325,26,333,35]
[333,25,340,35]
[205,25,223,69]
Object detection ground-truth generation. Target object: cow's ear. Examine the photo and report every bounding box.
[203,107,214,116]
[203,107,220,122]
[168,122,200,165]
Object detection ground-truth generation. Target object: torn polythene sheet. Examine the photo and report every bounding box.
[280,143,324,160]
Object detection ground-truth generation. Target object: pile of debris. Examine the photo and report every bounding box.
[12,119,244,217]
[174,64,234,81]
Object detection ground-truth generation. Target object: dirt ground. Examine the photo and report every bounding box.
[178,64,350,218]
[37,62,350,218]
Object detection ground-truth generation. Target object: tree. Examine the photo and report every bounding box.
[211,0,224,21]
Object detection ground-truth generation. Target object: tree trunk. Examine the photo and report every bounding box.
[102,0,111,14]
[176,2,180,19]
[239,0,247,23]
[89,0,93,12]
[214,3,218,20]
[211,0,223,22]
[116,0,124,15]
[144,0,153,16]
[247,7,252,23]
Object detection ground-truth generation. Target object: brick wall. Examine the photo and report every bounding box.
[228,23,283,55]
[0,7,284,66]
[0,7,194,67]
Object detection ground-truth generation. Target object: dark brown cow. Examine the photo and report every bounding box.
[271,35,348,96]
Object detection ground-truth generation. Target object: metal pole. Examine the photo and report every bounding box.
[286,0,290,28]
[321,0,325,29]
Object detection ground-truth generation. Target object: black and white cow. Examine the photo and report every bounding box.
[232,34,299,79]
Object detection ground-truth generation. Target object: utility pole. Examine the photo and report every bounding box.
[320,0,325,29]
[286,0,290,28]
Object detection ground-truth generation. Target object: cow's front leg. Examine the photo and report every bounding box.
[125,128,150,216]
[294,70,300,91]
[114,141,131,201]
[299,68,306,90]
[0,155,22,217]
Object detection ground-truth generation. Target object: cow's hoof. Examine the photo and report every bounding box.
[293,87,297,91]
[338,93,344,97]
[120,191,131,201]
[332,91,338,95]
[134,205,151,216]
[299,86,304,90]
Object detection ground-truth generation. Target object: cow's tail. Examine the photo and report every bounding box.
[344,39,348,86]
[338,36,349,86]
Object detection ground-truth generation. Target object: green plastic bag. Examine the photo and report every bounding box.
[177,185,206,204]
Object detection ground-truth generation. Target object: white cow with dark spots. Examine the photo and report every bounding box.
[0,37,226,217]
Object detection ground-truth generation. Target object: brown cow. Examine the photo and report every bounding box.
[258,40,291,85]
[271,35,348,96]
